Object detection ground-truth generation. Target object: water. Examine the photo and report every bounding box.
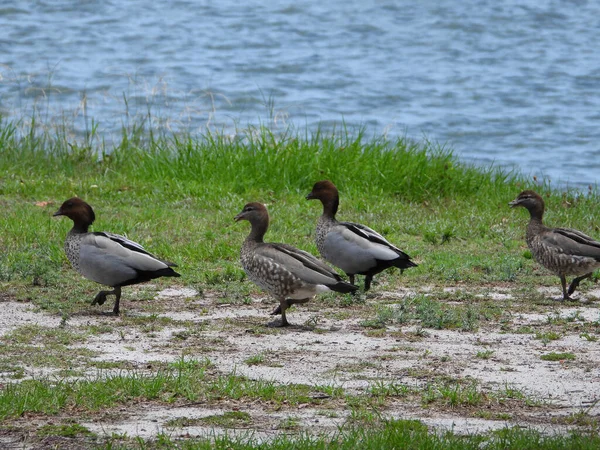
[2,0,600,188]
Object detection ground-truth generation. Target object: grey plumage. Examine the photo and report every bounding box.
[510,189,600,300]
[307,180,417,291]
[235,202,358,327]
[54,197,180,314]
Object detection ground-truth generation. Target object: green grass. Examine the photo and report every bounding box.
[360,295,501,331]
[3,116,600,311]
[95,419,600,449]
[540,352,576,361]
[0,358,343,420]
[2,117,600,447]
[476,350,495,359]
[166,411,253,428]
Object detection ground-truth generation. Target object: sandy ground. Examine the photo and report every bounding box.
[1,284,599,446]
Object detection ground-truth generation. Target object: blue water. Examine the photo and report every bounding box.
[2,0,600,188]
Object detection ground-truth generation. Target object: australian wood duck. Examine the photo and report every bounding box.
[306,180,417,291]
[235,202,358,326]
[53,197,180,314]
[510,190,600,300]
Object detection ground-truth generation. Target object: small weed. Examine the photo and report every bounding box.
[540,352,576,361]
[278,416,301,430]
[580,332,598,342]
[203,411,253,427]
[245,353,266,366]
[476,350,494,359]
[535,331,561,345]
[368,381,412,398]
[37,422,92,437]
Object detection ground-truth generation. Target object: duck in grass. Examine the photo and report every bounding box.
[235,202,358,327]
[306,180,417,291]
[510,190,600,300]
[53,197,181,314]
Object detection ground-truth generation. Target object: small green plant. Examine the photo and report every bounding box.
[540,352,576,361]
[368,381,412,398]
[476,350,494,359]
[535,331,561,345]
[278,416,301,430]
[244,353,266,366]
[202,411,253,427]
[580,332,598,342]
[37,422,92,437]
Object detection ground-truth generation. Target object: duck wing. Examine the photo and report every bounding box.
[543,227,600,260]
[338,221,408,260]
[95,231,178,266]
[256,243,344,286]
[79,232,176,286]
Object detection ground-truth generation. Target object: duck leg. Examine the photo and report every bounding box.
[112,286,122,315]
[268,299,290,327]
[92,289,114,306]
[364,275,373,292]
[567,272,593,297]
[560,275,571,300]
[91,286,122,314]
[270,298,310,316]
[278,299,289,327]
[270,300,287,316]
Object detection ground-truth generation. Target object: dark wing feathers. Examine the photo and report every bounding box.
[342,222,393,247]
[273,243,343,280]
[545,227,600,260]
[342,221,413,261]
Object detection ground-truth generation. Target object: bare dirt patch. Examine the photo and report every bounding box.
[1,285,599,446]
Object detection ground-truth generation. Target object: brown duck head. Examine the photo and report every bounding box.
[509,190,545,221]
[53,197,96,232]
[306,180,339,217]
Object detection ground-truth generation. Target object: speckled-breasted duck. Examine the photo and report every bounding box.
[510,190,600,300]
[306,180,417,291]
[53,197,181,314]
[235,202,358,326]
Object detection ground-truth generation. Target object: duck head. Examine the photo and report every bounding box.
[235,202,269,241]
[306,180,339,216]
[509,190,545,220]
[54,197,96,232]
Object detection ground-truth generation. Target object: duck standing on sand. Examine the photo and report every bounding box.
[235,202,358,326]
[53,197,181,314]
[306,180,417,291]
[510,190,600,300]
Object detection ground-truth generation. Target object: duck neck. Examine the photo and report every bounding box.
[321,196,339,221]
[246,220,267,243]
[70,221,90,234]
[525,208,545,237]
[526,204,544,224]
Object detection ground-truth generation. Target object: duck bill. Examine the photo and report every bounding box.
[508,200,520,208]
[234,213,244,222]
[53,209,64,217]
[306,192,315,200]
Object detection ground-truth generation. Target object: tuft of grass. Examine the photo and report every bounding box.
[37,422,92,438]
[580,332,598,342]
[244,353,266,366]
[361,295,495,332]
[540,352,576,361]
[0,358,343,420]
[166,411,252,428]
[535,331,562,346]
[476,350,494,359]
[99,418,600,449]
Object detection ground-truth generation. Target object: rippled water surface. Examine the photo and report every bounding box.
[2,0,600,187]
